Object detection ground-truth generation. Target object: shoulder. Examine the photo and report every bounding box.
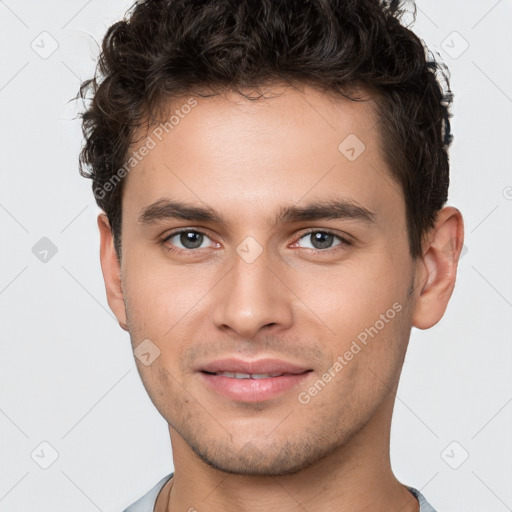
[406,486,439,512]
[122,473,174,512]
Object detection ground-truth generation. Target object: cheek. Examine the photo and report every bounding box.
[122,255,209,341]
[292,255,402,324]
[289,254,411,374]
[133,355,192,428]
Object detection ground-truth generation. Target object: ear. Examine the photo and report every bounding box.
[97,213,128,331]
[412,206,465,330]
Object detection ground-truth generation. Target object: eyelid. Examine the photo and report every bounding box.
[162,228,209,241]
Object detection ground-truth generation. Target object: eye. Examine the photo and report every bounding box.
[160,228,351,255]
[162,229,214,252]
[295,230,351,251]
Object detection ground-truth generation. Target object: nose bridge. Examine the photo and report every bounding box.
[211,239,293,337]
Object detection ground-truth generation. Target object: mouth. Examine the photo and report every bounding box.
[196,358,313,402]
[203,371,294,379]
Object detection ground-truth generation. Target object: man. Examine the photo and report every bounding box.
[78,0,464,510]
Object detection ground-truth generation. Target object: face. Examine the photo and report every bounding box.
[112,84,420,475]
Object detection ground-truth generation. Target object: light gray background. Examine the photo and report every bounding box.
[0,1,511,511]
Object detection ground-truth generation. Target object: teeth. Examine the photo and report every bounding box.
[215,371,284,379]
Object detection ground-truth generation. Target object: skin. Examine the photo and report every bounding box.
[98,83,464,512]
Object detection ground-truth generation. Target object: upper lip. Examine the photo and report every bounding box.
[197,357,311,375]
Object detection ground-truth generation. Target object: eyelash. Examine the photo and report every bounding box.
[161,229,352,255]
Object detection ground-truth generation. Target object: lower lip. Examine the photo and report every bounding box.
[198,372,311,402]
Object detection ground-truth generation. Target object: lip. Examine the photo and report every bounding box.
[198,357,310,375]
[196,357,312,403]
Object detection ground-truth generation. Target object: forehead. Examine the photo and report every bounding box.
[122,84,403,227]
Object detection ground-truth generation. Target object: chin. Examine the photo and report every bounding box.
[187,436,330,476]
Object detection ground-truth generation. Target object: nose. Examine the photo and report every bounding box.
[211,245,294,339]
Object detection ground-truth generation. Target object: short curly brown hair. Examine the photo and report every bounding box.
[78,0,453,260]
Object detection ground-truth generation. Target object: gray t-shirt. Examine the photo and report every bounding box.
[123,473,437,511]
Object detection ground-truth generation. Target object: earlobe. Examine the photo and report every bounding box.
[412,206,465,330]
[97,213,129,331]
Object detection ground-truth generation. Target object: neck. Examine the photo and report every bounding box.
[157,393,419,512]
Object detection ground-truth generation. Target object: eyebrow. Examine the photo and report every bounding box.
[137,197,377,227]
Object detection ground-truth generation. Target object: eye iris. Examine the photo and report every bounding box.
[311,232,334,249]
[180,231,203,249]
